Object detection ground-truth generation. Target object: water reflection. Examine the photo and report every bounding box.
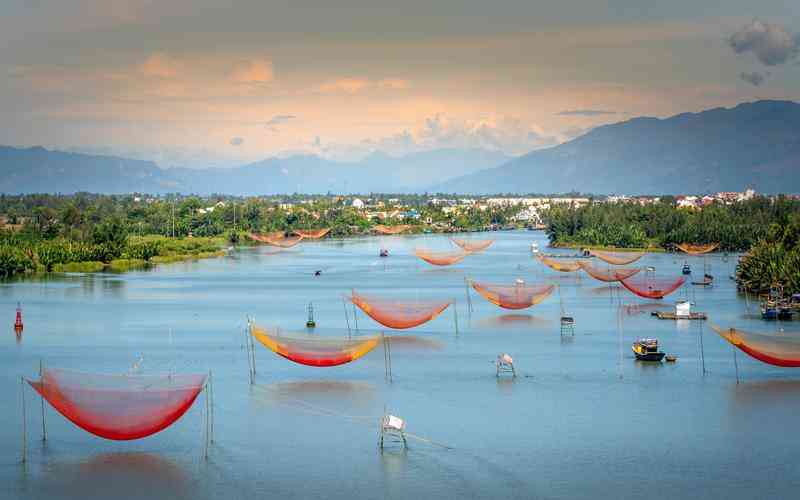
[730,379,800,411]
[477,314,553,329]
[385,335,443,351]
[34,452,192,500]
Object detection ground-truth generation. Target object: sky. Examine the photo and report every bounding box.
[2,1,799,168]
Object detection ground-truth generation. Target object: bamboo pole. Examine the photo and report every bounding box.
[249,320,257,379]
[39,360,46,442]
[453,298,459,336]
[698,321,706,375]
[20,376,27,464]
[352,301,359,333]
[733,346,740,384]
[464,277,473,314]
[209,370,215,443]
[342,297,352,337]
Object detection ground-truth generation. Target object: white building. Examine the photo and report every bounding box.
[351,198,365,209]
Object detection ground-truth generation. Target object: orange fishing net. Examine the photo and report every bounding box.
[373,225,410,235]
[293,228,331,239]
[620,275,685,299]
[711,324,800,367]
[578,261,641,282]
[415,248,468,266]
[450,238,494,253]
[350,291,451,329]
[27,369,206,440]
[251,324,380,367]
[471,281,554,310]
[676,243,719,255]
[536,255,582,272]
[589,249,645,265]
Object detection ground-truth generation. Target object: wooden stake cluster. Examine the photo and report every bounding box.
[383,333,393,383]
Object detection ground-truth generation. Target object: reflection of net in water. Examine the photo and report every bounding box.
[350,291,451,329]
[450,238,494,253]
[471,281,554,310]
[373,225,410,235]
[711,325,800,367]
[249,233,304,247]
[620,275,685,299]
[251,325,380,367]
[578,261,641,282]
[28,369,206,440]
[589,249,645,265]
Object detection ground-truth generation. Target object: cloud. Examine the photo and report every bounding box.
[739,71,767,86]
[264,114,296,131]
[229,137,244,146]
[317,77,411,94]
[230,59,273,84]
[556,109,617,116]
[140,52,181,78]
[729,20,799,66]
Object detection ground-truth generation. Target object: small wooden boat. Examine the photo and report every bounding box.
[665,355,677,363]
[761,300,778,320]
[530,242,539,254]
[632,338,665,362]
[379,249,389,257]
[691,274,714,286]
[682,264,692,275]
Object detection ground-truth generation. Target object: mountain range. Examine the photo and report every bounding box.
[437,100,800,194]
[1,100,798,195]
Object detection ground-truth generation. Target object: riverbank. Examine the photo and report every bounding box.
[549,241,667,253]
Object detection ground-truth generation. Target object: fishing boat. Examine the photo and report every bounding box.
[760,299,778,320]
[682,263,691,275]
[530,242,539,254]
[632,338,665,362]
[379,248,389,257]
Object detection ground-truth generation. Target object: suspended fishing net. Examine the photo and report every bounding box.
[578,261,641,282]
[249,232,284,243]
[27,368,206,440]
[711,324,800,367]
[619,275,685,299]
[676,243,719,255]
[293,228,331,239]
[251,324,380,367]
[536,255,582,272]
[350,291,451,329]
[471,281,555,310]
[589,249,645,265]
[373,225,410,235]
[264,235,304,248]
[415,248,468,266]
[450,238,494,253]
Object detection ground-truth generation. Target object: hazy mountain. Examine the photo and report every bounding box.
[435,100,800,195]
[0,146,510,195]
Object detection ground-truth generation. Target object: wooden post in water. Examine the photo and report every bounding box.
[733,345,740,384]
[352,301,359,333]
[464,277,473,314]
[39,359,46,442]
[383,333,392,383]
[209,370,215,444]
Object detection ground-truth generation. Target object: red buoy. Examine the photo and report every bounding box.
[14,302,23,332]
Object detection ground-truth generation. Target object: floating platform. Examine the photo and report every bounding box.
[652,311,707,320]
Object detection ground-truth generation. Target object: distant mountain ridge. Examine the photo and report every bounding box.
[0,146,510,195]
[436,100,800,195]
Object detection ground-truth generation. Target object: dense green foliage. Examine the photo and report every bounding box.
[543,197,800,252]
[736,214,800,294]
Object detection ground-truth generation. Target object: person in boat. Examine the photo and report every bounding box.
[314,270,322,276]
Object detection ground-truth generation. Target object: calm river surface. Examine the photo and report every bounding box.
[2,231,799,500]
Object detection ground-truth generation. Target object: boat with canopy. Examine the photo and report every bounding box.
[471,280,554,310]
[676,243,719,255]
[250,324,380,367]
[349,291,451,329]
[450,238,494,253]
[619,275,686,299]
[578,261,641,282]
[536,254,582,272]
[27,368,207,440]
[589,249,645,265]
[711,324,800,367]
[415,248,468,266]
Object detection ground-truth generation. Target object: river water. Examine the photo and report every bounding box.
[2,230,799,500]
